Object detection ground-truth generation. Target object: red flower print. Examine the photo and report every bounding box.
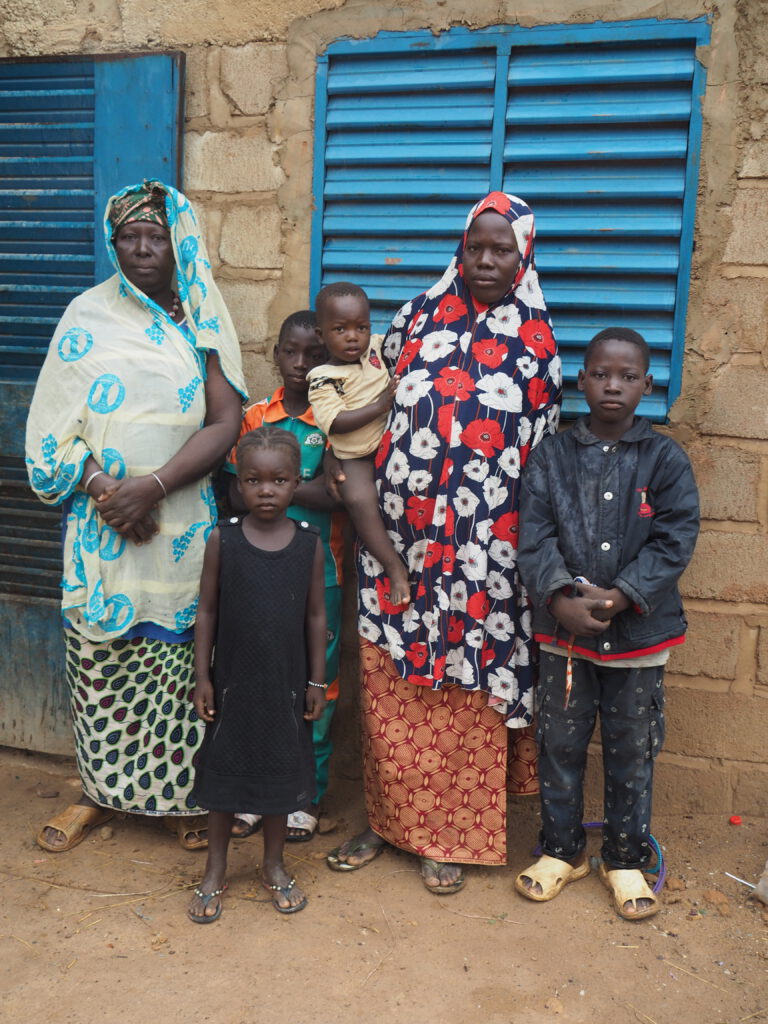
[472,339,509,369]
[447,616,465,642]
[406,642,429,668]
[374,429,392,468]
[423,541,443,568]
[520,442,531,468]
[434,366,476,401]
[405,496,436,529]
[415,581,427,599]
[443,505,455,538]
[527,377,550,411]
[460,418,505,457]
[407,311,426,337]
[407,673,429,687]
[439,458,453,486]
[376,577,408,614]
[396,337,422,373]
[441,544,456,573]
[467,589,490,621]
[436,402,455,441]
[434,294,468,325]
[491,511,519,547]
[481,646,497,668]
[518,319,556,359]
[473,192,512,218]
[368,349,382,369]
[433,655,446,680]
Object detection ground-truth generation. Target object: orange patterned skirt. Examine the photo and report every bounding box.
[360,638,538,866]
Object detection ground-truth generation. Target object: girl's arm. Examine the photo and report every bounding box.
[329,376,398,435]
[294,474,341,511]
[192,527,221,723]
[304,536,327,722]
[98,353,243,532]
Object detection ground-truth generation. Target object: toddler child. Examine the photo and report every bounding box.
[307,282,410,606]
[188,426,327,921]
[224,311,344,842]
[516,327,699,921]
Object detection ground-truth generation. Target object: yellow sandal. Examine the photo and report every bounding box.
[514,854,590,902]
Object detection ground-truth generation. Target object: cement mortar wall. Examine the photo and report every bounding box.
[2,0,767,814]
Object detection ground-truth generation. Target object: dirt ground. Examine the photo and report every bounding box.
[1,747,766,1024]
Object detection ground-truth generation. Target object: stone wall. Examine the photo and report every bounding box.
[1,0,766,811]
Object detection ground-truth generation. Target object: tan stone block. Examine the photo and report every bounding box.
[724,190,768,264]
[217,278,279,352]
[699,364,768,440]
[241,350,280,402]
[220,43,287,117]
[652,759,732,815]
[740,139,768,178]
[696,277,768,356]
[682,532,768,604]
[220,204,283,269]
[184,132,283,193]
[184,47,210,121]
[667,611,741,679]
[732,764,768,816]
[758,627,768,687]
[688,444,761,522]
[664,688,764,762]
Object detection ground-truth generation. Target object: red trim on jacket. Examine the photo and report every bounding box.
[534,632,686,662]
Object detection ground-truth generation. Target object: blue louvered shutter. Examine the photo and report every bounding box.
[311,19,709,421]
[0,53,183,753]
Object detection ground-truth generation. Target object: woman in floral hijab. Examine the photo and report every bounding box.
[327,192,561,893]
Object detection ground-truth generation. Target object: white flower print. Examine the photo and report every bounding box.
[425,257,458,299]
[409,426,440,461]
[402,604,421,633]
[465,628,483,649]
[445,649,463,679]
[512,634,530,667]
[409,312,429,336]
[548,353,562,388]
[489,538,517,568]
[382,492,404,519]
[487,570,513,600]
[547,405,560,432]
[460,658,476,686]
[397,368,432,407]
[515,267,546,309]
[482,476,508,511]
[449,417,463,449]
[520,606,532,637]
[432,494,449,527]
[477,373,523,413]
[391,301,412,329]
[498,445,520,479]
[360,551,383,577]
[407,539,428,573]
[383,331,402,363]
[421,607,440,642]
[386,449,409,485]
[457,541,487,581]
[489,665,519,700]
[455,486,480,518]
[516,354,539,380]
[459,331,472,353]
[518,416,532,445]
[532,415,547,448]
[390,410,408,441]
[387,529,405,554]
[360,587,381,616]
[407,468,433,492]
[450,580,468,611]
[420,330,457,363]
[486,303,522,337]
[464,459,489,483]
[383,623,405,660]
[475,518,494,543]
[436,583,451,611]
[485,610,513,641]
[358,617,382,643]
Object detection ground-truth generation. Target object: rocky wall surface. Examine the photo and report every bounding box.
[1,0,766,811]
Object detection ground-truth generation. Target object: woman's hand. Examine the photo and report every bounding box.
[97,476,163,535]
[192,678,216,722]
[304,685,327,722]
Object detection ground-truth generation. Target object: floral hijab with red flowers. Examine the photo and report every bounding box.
[358,193,561,725]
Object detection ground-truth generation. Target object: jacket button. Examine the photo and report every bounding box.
[600,541,611,551]
[603,641,612,651]
[602,445,610,452]
[603,491,613,500]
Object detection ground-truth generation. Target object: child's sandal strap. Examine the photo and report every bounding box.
[263,877,296,893]
[193,886,224,900]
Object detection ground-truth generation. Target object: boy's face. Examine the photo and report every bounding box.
[577,339,653,438]
[274,326,326,394]
[316,293,371,364]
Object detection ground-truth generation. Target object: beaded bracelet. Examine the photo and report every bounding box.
[307,680,327,690]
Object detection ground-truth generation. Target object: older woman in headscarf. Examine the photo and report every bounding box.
[327,192,561,893]
[26,180,247,853]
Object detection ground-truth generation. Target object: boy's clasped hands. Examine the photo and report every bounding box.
[550,581,631,637]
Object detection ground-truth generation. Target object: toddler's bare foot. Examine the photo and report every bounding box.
[386,562,411,606]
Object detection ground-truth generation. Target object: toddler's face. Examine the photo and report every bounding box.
[316,294,371,364]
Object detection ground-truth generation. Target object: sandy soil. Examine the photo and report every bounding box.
[1,747,766,1024]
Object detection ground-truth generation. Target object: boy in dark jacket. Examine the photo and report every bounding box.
[515,327,699,921]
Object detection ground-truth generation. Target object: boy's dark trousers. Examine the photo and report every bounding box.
[536,651,665,870]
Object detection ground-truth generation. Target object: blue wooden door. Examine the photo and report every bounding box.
[0,53,183,753]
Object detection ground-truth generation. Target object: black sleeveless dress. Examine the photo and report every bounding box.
[192,518,318,815]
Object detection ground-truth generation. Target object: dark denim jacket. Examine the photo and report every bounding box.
[518,417,700,659]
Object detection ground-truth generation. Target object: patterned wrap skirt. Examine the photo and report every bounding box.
[361,638,538,866]
[65,631,203,815]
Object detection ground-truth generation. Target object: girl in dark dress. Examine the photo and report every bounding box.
[188,426,327,921]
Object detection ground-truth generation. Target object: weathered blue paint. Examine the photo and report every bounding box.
[311,17,710,422]
[0,53,183,753]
